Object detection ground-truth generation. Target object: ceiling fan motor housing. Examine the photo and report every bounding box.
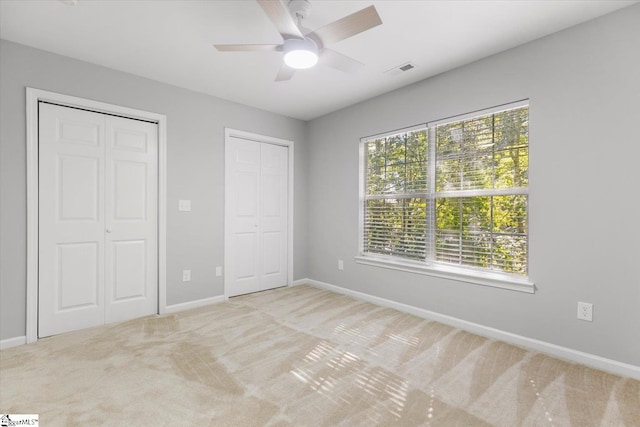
[288,0,312,20]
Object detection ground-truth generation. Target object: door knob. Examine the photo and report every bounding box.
[106,229,112,234]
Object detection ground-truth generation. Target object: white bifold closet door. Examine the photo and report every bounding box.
[38,103,158,338]
[225,136,288,297]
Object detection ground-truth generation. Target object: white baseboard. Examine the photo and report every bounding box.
[164,295,226,314]
[292,278,640,380]
[3,296,226,350]
[1,335,27,350]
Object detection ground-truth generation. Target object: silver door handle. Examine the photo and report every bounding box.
[106,229,112,234]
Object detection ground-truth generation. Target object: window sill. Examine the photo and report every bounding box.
[354,255,535,294]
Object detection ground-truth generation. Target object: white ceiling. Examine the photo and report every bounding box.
[1,0,636,120]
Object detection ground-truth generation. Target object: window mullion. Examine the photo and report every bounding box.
[426,126,436,263]
[491,113,496,190]
[490,195,494,270]
[490,114,496,269]
[458,197,463,265]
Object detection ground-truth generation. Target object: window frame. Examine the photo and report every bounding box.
[357,100,534,293]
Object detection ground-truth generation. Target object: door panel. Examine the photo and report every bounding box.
[105,115,157,323]
[261,174,281,217]
[39,103,158,337]
[112,127,148,152]
[112,240,147,301]
[262,231,281,275]
[235,172,258,217]
[226,138,261,296]
[225,136,288,297]
[56,242,99,310]
[57,119,100,146]
[113,161,147,220]
[235,233,257,279]
[39,104,105,338]
[259,143,288,290]
[233,232,259,295]
[58,155,100,221]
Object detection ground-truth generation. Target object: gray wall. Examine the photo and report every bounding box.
[0,40,308,340]
[2,4,639,368]
[306,5,640,366]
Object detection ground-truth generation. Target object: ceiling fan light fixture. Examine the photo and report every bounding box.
[283,38,318,69]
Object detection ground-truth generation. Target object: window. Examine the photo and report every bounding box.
[360,102,530,288]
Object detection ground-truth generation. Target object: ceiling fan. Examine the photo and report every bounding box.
[214,0,382,81]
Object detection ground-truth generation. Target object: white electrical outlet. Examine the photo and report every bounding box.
[577,301,593,321]
[182,269,191,282]
[215,266,222,277]
[338,260,344,271]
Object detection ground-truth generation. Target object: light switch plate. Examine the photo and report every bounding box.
[215,266,222,277]
[182,270,191,282]
[178,200,191,211]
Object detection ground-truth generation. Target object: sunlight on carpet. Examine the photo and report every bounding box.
[1,285,639,426]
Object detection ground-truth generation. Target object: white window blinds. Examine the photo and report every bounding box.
[362,102,529,277]
[364,128,428,260]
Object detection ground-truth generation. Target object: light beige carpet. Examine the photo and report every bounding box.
[1,285,639,426]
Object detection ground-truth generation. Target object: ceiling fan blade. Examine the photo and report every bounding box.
[319,49,364,74]
[275,64,296,82]
[309,5,382,46]
[257,0,304,40]
[214,44,281,52]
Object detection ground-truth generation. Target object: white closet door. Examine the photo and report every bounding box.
[225,136,288,297]
[39,104,106,337]
[226,137,261,296]
[105,115,158,323]
[38,103,158,338]
[259,143,288,290]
